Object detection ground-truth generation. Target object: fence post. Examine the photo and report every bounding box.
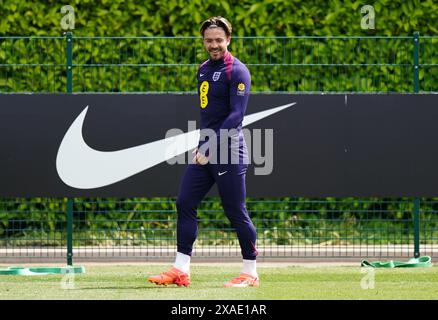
[66,31,73,93]
[413,198,420,258]
[413,31,420,258]
[67,198,74,266]
[66,31,74,266]
[413,31,419,93]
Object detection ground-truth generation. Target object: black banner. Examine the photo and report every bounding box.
[1,93,438,197]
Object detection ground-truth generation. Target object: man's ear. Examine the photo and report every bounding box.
[227,36,231,46]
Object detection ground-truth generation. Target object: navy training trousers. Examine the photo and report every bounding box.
[176,163,258,260]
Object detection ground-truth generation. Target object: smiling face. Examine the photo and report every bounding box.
[203,27,230,61]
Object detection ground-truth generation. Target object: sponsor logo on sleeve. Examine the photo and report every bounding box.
[200,81,209,108]
[237,83,245,96]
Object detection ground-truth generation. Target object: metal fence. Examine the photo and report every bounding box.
[1,33,437,93]
[1,33,438,263]
[1,197,438,262]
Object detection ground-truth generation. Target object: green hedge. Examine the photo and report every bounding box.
[1,36,437,93]
[1,1,438,92]
[1,0,437,36]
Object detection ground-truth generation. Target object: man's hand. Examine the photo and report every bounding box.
[192,148,209,165]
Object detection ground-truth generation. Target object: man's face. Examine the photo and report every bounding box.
[203,27,230,61]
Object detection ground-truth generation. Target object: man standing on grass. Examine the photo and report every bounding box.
[148,16,259,288]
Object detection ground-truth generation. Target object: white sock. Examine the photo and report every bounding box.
[241,259,258,278]
[174,252,191,274]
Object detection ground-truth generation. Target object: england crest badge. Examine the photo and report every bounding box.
[212,72,221,81]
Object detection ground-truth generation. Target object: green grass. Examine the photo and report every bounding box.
[0,264,437,300]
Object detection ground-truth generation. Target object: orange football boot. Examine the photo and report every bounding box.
[148,267,191,287]
[224,273,259,288]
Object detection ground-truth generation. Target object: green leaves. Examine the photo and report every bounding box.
[0,0,436,37]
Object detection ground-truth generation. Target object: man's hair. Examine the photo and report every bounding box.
[200,16,232,37]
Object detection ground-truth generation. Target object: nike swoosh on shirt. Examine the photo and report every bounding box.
[56,102,296,189]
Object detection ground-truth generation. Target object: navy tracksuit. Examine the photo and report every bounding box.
[176,51,258,260]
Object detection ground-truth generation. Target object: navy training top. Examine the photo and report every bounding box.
[197,51,251,162]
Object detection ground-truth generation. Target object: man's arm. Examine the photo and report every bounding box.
[221,65,251,131]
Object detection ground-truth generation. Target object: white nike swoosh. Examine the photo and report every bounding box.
[56,102,296,189]
[218,171,227,176]
[200,73,204,77]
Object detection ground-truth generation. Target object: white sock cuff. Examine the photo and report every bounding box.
[174,252,191,274]
[242,259,258,278]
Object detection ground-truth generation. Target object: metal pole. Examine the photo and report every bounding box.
[66,31,73,266]
[413,31,420,258]
[413,31,419,93]
[413,198,420,258]
[67,198,74,266]
[66,32,73,93]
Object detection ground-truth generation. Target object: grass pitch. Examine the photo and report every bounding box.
[0,263,437,300]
